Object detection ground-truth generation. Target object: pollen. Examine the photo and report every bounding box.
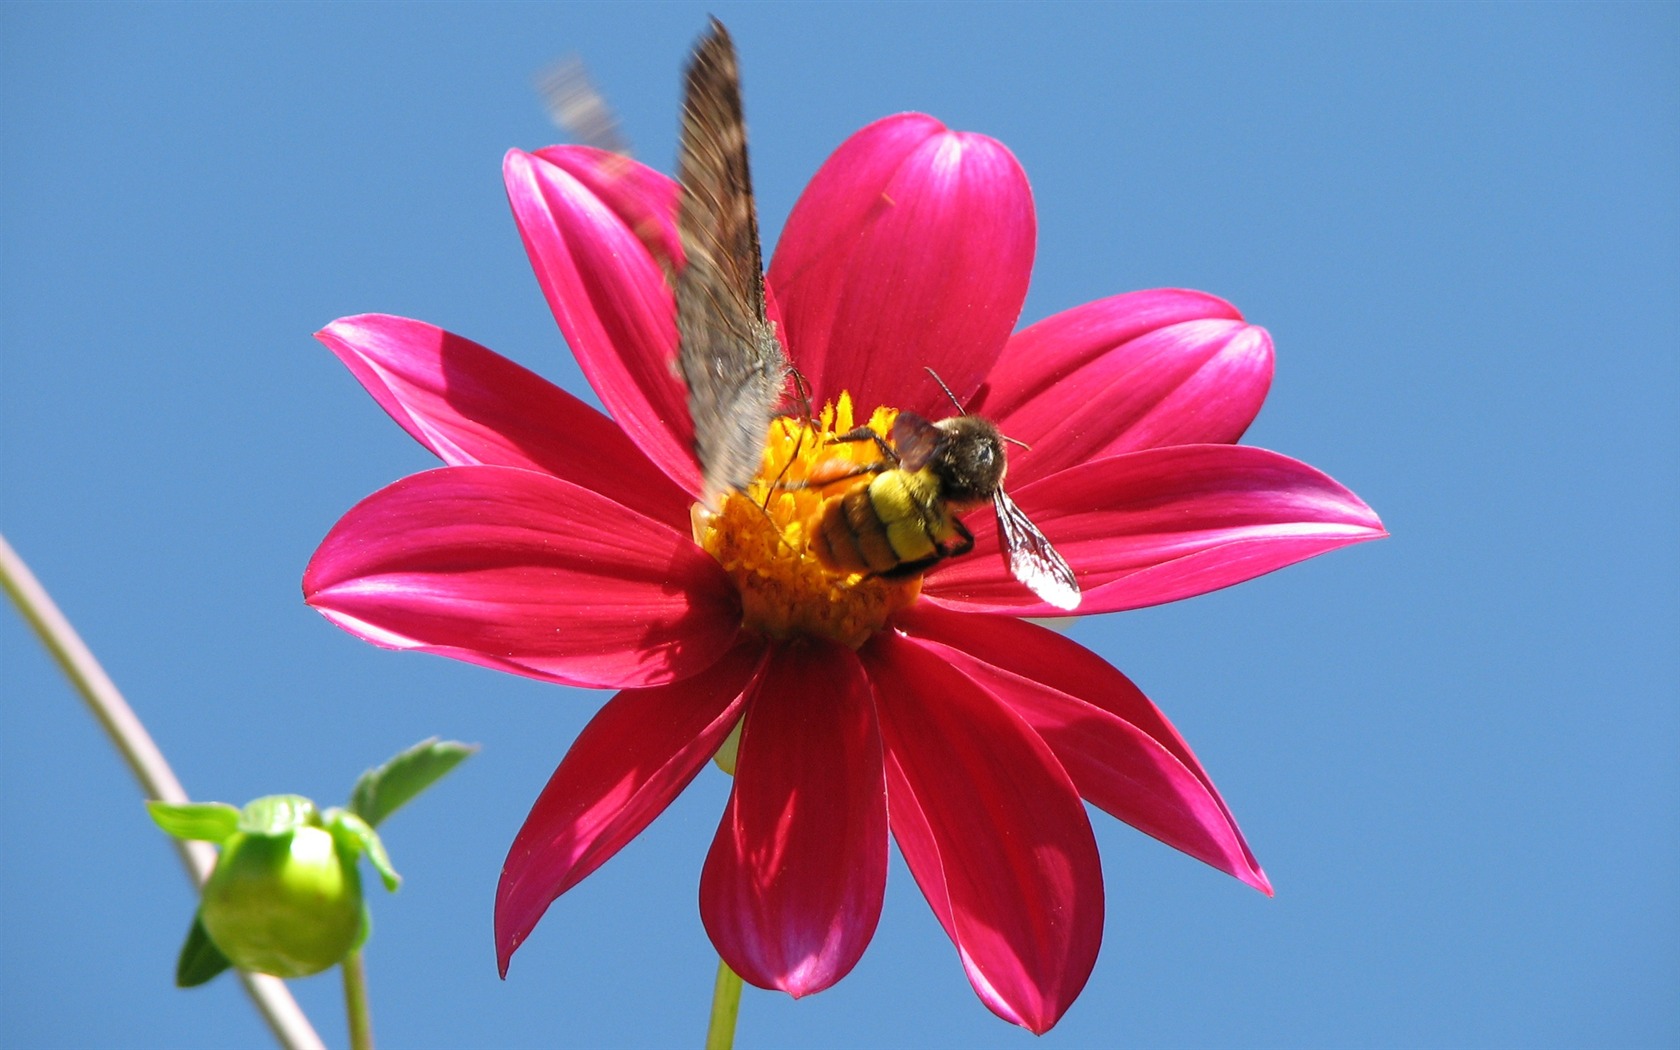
[694,393,920,649]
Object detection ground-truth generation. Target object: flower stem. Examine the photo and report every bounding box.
[704,957,743,1050]
[0,532,326,1050]
[341,949,374,1050]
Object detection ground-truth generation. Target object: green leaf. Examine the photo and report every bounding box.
[175,913,233,987]
[237,794,317,836]
[326,809,400,892]
[146,801,240,843]
[348,737,476,828]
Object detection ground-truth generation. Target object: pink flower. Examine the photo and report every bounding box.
[304,114,1385,1033]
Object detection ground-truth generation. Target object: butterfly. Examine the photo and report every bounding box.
[673,19,791,509]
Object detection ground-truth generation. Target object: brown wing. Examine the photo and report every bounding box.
[889,411,945,472]
[993,489,1081,611]
[534,56,630,157]
[675,19,790,506]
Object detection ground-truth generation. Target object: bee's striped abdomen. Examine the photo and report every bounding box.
[812,470,956,577]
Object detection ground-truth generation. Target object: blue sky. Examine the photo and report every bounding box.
[3,3,1675,1047]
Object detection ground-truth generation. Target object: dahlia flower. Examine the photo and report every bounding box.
[304,113,1384,1033]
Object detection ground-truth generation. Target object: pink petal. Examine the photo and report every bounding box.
[863,630,1102,1034]
[700,641,886,997]
[503,149,699,494]
[531,145,683,276]
[972,289,1273,480]
[767,113,1035,416]
[496,643,764,975]
[925,444,1387,616]
[304,465,738,688]
[316,314,688,526]
[897,606,1270,894]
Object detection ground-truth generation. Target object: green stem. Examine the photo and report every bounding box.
[0,532,326,1050]
[342,949,374,1050]
[704,957,743,1050]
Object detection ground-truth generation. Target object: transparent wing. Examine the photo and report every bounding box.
[993,489,1081,610]
[675,20,789,505]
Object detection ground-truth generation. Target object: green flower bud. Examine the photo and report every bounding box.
[148,739,472,986]
[198,817,365,978]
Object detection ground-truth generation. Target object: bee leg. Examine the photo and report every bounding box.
[775,460,888,492]
[877,555,941,579]
[754,369,817,510]
[939,516,975,559]
[829,427,901,465]
[775,424,899,494]
[762,367,818,505]
[748,498,810,561]
[763,459,795,508]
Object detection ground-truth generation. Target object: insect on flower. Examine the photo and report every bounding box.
[676,21,1076,610]
[803,372,1080,609]
[304,14,1387,1035]
[673,20,793,510]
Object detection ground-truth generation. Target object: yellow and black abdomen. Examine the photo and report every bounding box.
[812,469,960,578]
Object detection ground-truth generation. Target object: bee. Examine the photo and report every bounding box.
[672,19,791,508]
[807,377,1082,611]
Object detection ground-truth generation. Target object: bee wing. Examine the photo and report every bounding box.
[676,20,790,506]
[888,411,944,472]
[993,489,1081,611]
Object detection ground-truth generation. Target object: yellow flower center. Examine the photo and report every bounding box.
[693,393,922,650]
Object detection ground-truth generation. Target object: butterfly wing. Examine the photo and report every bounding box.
[535,55,630,157]
[676,20,790,507]
[993,489,1081,611]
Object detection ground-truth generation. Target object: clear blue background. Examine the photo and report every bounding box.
[4,3,1675,1047]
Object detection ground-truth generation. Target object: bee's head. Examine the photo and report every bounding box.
[931,415,1007,505]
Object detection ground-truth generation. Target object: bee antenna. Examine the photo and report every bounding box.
[1001,434,1032,451]
[924,367,968,414]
